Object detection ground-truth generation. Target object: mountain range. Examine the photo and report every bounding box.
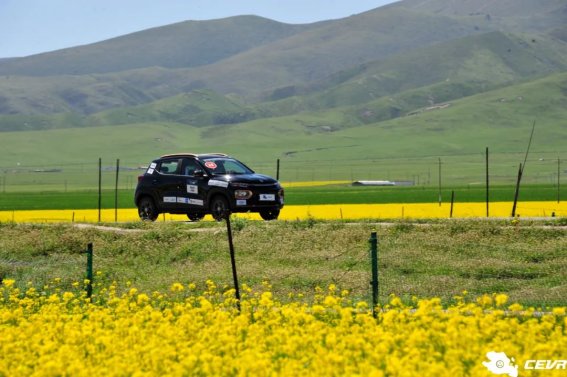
[0,0,566,167]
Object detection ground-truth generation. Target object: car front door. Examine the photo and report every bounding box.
[176,158,208,211]
[154,159,183,210]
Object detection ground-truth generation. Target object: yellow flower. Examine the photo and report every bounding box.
[1,279,566,376]
[552,307,566,316]
[495,294,508,306]
[170,283,184,293]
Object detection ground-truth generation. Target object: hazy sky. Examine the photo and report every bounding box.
[1,0,398,57]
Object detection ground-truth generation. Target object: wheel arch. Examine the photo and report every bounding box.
[207,191,232,211]
[135,190,160,209]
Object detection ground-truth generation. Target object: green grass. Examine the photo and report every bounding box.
[1,220,566,307]
[0,184,564,211]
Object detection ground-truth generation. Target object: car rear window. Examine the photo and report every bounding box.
[158,160,179,175]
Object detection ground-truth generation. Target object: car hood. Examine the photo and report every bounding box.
[214,174,278,185]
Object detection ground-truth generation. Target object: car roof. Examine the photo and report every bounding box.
[158,153,229,160]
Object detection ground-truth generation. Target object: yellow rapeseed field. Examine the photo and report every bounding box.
[2,201,567,223]
[0,280,566,376]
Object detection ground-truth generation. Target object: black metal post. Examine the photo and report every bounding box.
[98,158,102,223]
[438,157,442,207]
[115,159,120,222]
[225,211,241,311]
[486,147,489,217]
[558,157,560,203]
[369,230,378,318]
[85,243,93,302]
[511,163,523,217]
[450,190,455,218]
[276,159,280,181]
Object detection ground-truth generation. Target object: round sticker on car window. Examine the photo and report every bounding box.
[205,162,217,169]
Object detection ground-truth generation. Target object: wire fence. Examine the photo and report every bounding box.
[0,151,566,193]
[322,226,567,308]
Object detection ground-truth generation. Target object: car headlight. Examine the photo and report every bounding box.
[235,190,252,199]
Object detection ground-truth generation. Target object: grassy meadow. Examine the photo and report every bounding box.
[1,220,566,307]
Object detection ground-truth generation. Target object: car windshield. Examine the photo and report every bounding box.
[201,157,253,175]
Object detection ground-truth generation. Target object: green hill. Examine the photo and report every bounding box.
[549,26,567,43]
[0,90,243,132]
[390,0,566,17]
[0,16,329,77]
[0,7,504,115]
[1,71,565,169]
[261,31,567,104]
[2,30,566,133]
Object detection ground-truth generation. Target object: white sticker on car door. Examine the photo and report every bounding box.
[208,180,229,188]
[259,194,275,201]
[187,185,198,194]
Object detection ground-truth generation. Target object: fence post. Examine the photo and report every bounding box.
[276,159,280,181]
[115,159,120,222]
[486,147,489,217]
[438,157,442,207]
[450,190,455,218]
[225,210,241,312]
[558,157,561,204]
[85,243,93,302]
[98,158,102,223]
[369,230,378,318]
[511,163,523,217]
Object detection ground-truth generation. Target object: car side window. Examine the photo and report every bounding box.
[181,159,199,176]
[158,159,179,175]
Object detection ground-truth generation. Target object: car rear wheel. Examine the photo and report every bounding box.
[260,209,280,221]
[211,196,229,221]
[138,197,159,221]
[187,213,205,222]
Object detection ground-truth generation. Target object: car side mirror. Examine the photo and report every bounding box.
[194,169,206,177]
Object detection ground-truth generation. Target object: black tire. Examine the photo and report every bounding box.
[187,213,205,222]
[138,197,159,221]
[260,209,280,221]
[210,196,229,222]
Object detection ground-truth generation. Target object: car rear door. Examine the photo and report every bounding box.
[176,158,208,210]
[153,159,183,210]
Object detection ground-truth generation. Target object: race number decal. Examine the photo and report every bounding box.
[205,162,217,169]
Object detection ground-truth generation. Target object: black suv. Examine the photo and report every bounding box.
[135,153,284,221]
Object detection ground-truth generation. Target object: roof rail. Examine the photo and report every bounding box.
[200,153,228,157]
[160,153,197,158]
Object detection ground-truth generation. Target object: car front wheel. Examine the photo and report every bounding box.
[138,197,159,221]
[210,196,229,222]
[259,209,280,221]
